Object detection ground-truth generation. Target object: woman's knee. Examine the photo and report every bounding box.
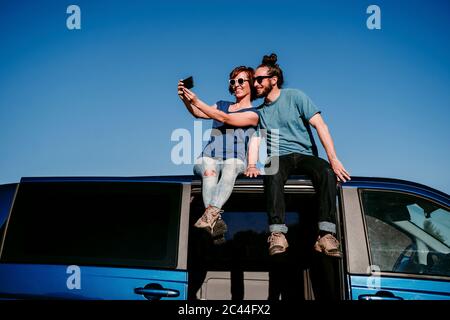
[194,157,218,176]
[194,165,217,177]
[203,169,217,177]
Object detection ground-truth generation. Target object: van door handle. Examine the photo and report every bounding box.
[135,287,180,297]
[359,291,403,300]
[135,283,179,300]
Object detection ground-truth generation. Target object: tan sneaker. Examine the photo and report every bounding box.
[314,234,343,258]
[194,206,223,234]
[268,232,289,255]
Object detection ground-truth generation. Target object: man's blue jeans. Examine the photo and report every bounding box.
[194,157,245,209]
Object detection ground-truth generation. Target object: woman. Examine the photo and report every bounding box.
[178,66,259,240]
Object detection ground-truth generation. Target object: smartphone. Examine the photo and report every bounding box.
[182,76,194,89]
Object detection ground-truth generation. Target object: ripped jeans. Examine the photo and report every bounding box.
[194,157,246,209]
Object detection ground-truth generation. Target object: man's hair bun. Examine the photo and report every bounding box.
[262,53,278,66]
[258,53,284,88]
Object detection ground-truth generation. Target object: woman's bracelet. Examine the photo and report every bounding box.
[247,164,257,169]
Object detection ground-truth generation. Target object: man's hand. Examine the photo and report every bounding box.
[245,166,261,178]
[330,158,351,183]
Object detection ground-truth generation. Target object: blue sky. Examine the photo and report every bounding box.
[0,0,449,193]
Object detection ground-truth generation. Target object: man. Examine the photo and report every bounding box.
[245,53,350,257]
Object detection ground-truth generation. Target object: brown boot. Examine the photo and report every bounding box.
[314,234,343,258]
[267,232,289,255]
[194,206,223,234]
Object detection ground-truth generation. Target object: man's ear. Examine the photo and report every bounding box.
[270,76,278,87]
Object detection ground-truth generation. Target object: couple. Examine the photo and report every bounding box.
[178,53,350,257]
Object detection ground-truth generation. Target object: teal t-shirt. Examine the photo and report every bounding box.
[256,88,320,157]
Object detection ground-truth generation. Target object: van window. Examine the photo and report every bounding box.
[0,184,17,249]
[361,190,450,277]
[0,182,182,269]
[188,190,321,299]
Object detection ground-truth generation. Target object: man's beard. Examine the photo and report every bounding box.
[256,83,273,98]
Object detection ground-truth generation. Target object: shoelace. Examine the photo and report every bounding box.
[201,208,223,223]
[320,235,339,248]
[268,233,282,244]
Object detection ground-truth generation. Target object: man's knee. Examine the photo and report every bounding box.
[322,167,337,183]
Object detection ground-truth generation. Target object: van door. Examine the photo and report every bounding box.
[0,180,190,300]
[342,186,450,300]
[188,184,322,300]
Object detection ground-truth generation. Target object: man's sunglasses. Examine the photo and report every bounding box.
[229,78,249,86]
[254,75,272,84]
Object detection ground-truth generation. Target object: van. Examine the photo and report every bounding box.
[0,175,449,300]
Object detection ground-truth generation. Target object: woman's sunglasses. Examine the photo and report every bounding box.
[229,78,250,86]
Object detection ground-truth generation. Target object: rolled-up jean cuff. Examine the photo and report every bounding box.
[269,224,288,234]
[208,201,221,209]
[319,221,336,234]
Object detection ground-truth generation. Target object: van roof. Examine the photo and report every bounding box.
[17,175,449,202]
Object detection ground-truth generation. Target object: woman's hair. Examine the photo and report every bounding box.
[228,66,257,101]
[258,53,284,88]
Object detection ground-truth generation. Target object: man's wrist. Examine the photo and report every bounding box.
[328,155,338,162]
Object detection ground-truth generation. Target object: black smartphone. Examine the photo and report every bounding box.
[182,76,194,89]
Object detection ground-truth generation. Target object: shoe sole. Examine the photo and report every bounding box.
[324,249,343,258]
[269,244,288,256]
[269,248,287,255]
[314,245,343,258]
